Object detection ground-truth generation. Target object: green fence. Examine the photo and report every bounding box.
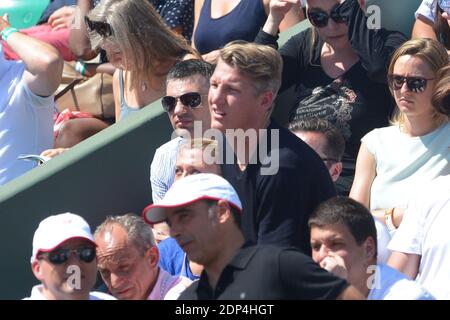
[0,104,173,299]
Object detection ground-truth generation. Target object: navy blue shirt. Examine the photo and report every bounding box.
[221,120,336,255]
[194,0,267,54]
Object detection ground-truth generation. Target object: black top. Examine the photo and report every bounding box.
[255,0,407,195]
[221,121,336,255]
[179,244,349,300]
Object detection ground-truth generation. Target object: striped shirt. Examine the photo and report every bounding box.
[150,136,184,203]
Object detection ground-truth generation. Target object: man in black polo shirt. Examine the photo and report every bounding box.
[208,41,336,254]
[143,173,363,300]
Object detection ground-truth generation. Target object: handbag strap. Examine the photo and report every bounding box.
[54,78,84,101]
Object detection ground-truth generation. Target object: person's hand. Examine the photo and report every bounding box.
[40,148,69,159]
[0,14,11,33]
[202,50,220,65]
[151,222,170,244]
[48,6,76,31]
[269,0,300,24]
[319,252,348,280]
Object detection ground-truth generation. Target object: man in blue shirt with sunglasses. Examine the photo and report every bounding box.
[25,212,115,300]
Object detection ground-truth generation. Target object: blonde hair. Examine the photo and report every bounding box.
[219,41,283,96]
[387,38,449,125]
[88,0,195,89]
[432,65,450,118]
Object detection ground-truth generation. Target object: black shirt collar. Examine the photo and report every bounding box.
[195,241,256,299]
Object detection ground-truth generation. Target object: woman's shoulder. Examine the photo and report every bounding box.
[362,125,398,143]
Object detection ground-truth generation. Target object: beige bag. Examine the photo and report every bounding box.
[55,62,115,120]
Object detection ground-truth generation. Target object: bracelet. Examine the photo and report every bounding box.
[75,61,87,76]
[1,27,19,42]
[384,208,397,232]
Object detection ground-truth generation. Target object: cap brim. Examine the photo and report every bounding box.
[142,195,242,225]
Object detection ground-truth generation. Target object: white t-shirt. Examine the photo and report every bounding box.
[374,218,391,264]
[0,49,54,185]
[362,123,450,211]
[23,284,117,300]
[388,175,450,300]
[415,0,436,23]
[368,264,434,300]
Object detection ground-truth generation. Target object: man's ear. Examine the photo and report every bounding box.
[146,246,160,268]
[216,199,232,224]
[363,236,376,263]
[330,161,343,182]
[259,90,274,114]
[32,260,44,282]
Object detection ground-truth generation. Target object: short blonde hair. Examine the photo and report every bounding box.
[388,38,448,125]
[88,0,195,89]
[219,41,283,97]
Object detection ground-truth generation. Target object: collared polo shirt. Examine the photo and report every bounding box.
[179,244,348,300]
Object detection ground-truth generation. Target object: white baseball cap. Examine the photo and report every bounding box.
[143,173,242,224]
[31,213,95,262]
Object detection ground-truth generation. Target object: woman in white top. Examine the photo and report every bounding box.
[387,65,450,300]
[350,38,449,234]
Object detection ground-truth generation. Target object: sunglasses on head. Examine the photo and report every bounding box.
[84,16,113,38]
[388,75,434,93]
[38,246,96,265]
[161,92,204,112]
[307,6,347,28]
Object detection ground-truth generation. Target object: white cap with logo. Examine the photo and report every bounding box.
[31,212,95,262]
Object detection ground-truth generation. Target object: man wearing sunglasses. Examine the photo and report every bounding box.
[289,118,345,185]
[25,213,115,300]
[150,59,214,203]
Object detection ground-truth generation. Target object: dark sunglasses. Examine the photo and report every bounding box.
[388,75,434,93]
[84,16,113,38]
[38,246,96,265]
[161,92,204,112]
[307,6,347,28]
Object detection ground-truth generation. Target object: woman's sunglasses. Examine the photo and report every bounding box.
[388,75,434,93]
[38,246,96,265]
[84,16,113,38]
[307,6,347,28]
[161,92,204,112]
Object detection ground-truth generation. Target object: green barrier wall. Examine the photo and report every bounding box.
[0,0,421,299]
[0,103,172,299]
